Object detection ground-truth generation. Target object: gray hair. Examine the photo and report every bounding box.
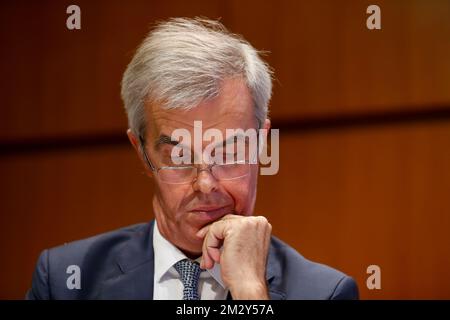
[121,17,273,141]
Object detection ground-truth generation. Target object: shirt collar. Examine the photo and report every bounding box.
[153,220,226,289]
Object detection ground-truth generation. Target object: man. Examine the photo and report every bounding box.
[27,18,358,300]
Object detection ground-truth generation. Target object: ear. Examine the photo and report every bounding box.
[258,118,271,158]
[127,129,153,178]
[263,118,271,134]
[261,118,271,142]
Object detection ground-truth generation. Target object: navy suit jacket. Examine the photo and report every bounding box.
[26,221,359,300]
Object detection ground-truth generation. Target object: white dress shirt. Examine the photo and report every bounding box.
[152,221,229,300]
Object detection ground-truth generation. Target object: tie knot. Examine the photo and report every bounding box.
[174,259,204,300]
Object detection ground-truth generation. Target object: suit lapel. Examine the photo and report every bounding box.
[266,240,286,300]
[99,221,155,299]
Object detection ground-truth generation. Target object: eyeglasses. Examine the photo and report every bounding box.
[140,143,254,184]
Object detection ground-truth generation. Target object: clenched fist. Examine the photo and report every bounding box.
[196,215,272,299]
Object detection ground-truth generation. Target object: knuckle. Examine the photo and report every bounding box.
[255,215,268,225]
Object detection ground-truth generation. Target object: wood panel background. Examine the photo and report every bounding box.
[1,0,449,299]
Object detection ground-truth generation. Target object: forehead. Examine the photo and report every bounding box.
[146,78,257,139]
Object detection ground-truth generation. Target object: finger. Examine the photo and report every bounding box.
[220,214,243,221]
[196,214,242,239]
[203,221,227,268]
[207,247,221,264]
[204,220,227,250]
[196,225,210,239]
[200,235,213,269]
[200,248,213,269]
[200,222,220,269]
[202,220,228,269]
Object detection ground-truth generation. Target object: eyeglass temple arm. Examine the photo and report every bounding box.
[139,137,156,172]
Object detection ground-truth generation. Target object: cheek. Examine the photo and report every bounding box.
[222,172,258,215]
[157,183,191,213]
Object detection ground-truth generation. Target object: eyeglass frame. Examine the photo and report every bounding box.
[138,135,258,184]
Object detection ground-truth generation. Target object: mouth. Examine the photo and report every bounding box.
[189,206,232,225]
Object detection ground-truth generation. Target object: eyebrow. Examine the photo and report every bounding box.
[154,134,181,149]
[154,132,253,150]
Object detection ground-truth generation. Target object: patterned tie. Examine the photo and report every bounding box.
[174,259,204,300]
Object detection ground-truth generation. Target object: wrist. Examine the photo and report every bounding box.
[229,279,269,300]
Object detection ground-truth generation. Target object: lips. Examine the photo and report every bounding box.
[191,206,226,212]
[189,205,231,225]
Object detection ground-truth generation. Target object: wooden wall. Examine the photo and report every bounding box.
[1,0,449,299]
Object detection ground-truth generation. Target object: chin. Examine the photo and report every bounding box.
[182,243,203,259]
[176,232,203,257]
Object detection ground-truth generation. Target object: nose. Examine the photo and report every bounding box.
[192,166,219,194]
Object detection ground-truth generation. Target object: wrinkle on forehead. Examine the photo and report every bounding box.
[145,77,256,138]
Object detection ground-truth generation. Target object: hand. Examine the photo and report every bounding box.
[196,214,272,299]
